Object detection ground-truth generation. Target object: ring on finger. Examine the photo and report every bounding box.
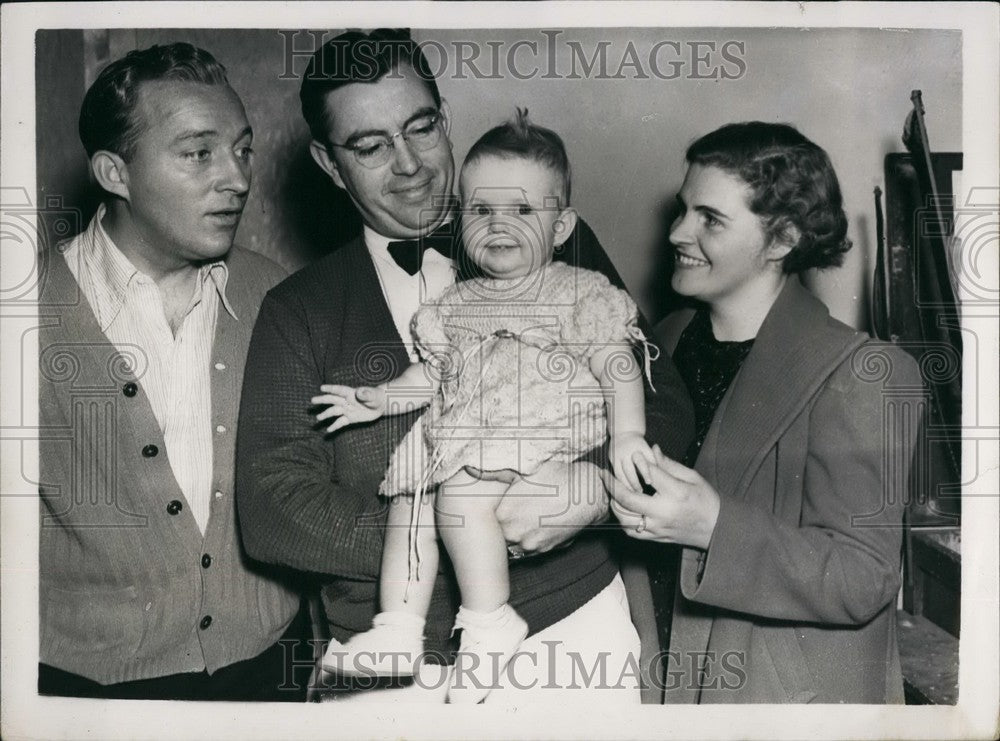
[507,545,526,560]
[635,515,647,534]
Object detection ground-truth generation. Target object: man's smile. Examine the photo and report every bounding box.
[390,177,434,200]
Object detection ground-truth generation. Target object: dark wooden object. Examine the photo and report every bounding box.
[903,529,961,639]
[881,152,964,525]
[898,528,960,705]
[898,609,959,705]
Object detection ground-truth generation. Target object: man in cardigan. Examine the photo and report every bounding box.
[37,43,307,700]
[236,30,693,702]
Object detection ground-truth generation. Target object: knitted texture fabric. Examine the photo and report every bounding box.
[40,240,301,684]
[381,263,642,496]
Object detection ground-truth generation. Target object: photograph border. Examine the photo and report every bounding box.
[2,2,998,739]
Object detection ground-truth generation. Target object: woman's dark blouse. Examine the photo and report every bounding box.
[674,309,756,466]
[649,308,755,653]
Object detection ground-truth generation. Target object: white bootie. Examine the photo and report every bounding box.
[321,611,425,677]
[447,604,528,704]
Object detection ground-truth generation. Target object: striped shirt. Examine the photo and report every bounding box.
[63,204,234,534]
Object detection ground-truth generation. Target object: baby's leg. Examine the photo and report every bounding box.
[436,469,529,703]
[435,469,510,612]
[380,492,439,617]
[322,494,437,678]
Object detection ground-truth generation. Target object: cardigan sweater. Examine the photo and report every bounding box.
[236,219,694,655]
[656,279,923,703]
[38,239,301,685]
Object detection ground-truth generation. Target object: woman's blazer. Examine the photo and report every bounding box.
[656,278,924,703]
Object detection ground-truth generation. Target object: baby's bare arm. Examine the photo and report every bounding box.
[313,361,438,432]
[589,345,654,490]
[589,344,647,438]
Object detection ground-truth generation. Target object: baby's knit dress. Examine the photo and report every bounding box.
[380,262,643,497]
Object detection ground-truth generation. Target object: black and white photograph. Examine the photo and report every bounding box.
[1,2,997,739]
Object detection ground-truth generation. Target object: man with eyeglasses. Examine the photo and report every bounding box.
[236,29,693,703]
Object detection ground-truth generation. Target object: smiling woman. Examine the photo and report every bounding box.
[669,163,782,338]
[609,121,925,703]
[667,122,852,341]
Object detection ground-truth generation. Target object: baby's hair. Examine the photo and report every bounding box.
[463,108,572,206]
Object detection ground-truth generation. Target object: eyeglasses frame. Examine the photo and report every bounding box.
[326,111,444,169]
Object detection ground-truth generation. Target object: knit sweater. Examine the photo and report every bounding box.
[236,219,694,655]
[38,238,301,685]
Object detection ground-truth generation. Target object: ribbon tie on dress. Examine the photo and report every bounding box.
[626,325,661,391]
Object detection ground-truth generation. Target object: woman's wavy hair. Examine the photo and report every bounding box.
[686,122,851,273]
[79,43,230,161]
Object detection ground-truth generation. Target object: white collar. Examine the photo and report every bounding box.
[83,204,236,330]
[362,224,394,258]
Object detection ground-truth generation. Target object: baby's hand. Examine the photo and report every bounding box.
[311,384,387,432]
[610,432,654,492]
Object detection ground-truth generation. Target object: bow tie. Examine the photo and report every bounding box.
[387,224,457,276]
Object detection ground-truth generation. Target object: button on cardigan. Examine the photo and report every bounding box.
[38,231,301,685]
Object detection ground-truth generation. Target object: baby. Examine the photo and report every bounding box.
[315,109,655,703]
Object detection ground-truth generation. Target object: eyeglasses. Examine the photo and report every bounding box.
[328,112,443,169]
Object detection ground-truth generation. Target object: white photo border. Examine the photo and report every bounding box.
[2,2,997,740]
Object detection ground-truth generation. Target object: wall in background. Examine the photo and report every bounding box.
[36,27,962,328]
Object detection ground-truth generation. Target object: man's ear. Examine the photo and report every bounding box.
[438,98,452,140]
[309,140,346,190]
[90,150,130,201]
[552,207,579,247]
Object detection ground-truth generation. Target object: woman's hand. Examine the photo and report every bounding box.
[311,384,386,432]
[605,444,721,550]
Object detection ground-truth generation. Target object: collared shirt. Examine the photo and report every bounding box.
[363,224,457,361]
[63,205,234,534]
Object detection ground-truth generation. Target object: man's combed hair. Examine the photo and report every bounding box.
[686,121,851,273]
[464,108,572,206]
[78,42,230,161]
[299,29,442,146]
